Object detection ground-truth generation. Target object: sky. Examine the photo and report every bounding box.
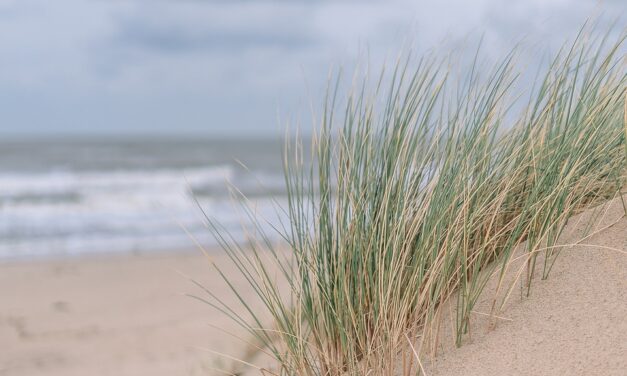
[0,0,623,138]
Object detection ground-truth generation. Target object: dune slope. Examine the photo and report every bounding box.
[425,196,627,375]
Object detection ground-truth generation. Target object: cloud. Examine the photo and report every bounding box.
[107,3,318,54]
[0,0,622,136]
[114,23,315,53]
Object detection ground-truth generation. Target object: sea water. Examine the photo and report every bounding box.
[0,138,290,260]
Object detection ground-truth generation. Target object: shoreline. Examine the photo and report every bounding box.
[0,247,204,266]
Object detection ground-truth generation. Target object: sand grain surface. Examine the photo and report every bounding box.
[426,197,627,375]
[0,251,259,376]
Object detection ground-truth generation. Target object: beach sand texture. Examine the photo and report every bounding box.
[1,196,626,376]
[0,251,261,376]
[425,195,627,375]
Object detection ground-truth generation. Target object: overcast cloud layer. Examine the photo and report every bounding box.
[0,0,623,137]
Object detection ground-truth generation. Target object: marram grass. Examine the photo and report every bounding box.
[194,28,626,375]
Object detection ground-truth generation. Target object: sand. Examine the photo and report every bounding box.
[425,196,627,375]
[0,251,262,376]
[1,197,625,376]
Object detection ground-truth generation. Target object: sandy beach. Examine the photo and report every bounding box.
[0,250,263,376]
[1,197,626,376]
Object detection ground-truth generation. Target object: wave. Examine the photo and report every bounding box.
[0,165,287,260]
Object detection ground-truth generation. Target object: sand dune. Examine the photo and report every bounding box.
[1,197,625,376]
[425,196,627,375]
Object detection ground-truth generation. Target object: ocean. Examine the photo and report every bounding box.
[0,138,290,260]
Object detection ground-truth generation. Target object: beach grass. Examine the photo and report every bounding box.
[195,26,626,375]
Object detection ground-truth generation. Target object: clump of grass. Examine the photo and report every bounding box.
[195,27,626,375]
